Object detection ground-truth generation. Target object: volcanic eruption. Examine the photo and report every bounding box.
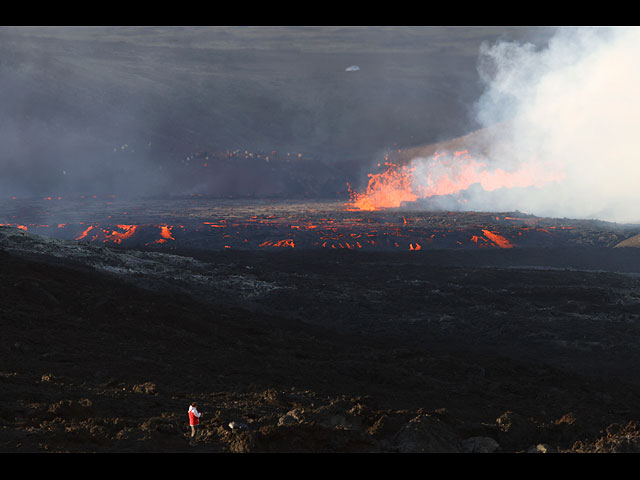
[6,26,640,455]
[346,27,640,225]
[2,27,640,252]
[345,149,566,212]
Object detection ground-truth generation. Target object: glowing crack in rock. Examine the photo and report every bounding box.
[481,229,513,248]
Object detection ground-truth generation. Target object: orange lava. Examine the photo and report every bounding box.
[159,225,175,240]
[346,151,565,211]
[75,225,95,240]
[346,162,418,211]
[0,223,28,231]
[481,229,513,248]
[104,225,139,244]
[259,239,295,248]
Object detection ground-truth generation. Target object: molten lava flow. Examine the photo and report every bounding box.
[346,150,565,211]
[0,223,28,231]
[75,225,95,240]
[104,225,138,244]
[159,225,175,240]
[481,229,513,248]
[259,239,295,248]
[470,235,487,244]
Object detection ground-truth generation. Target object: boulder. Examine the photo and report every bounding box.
[496,411,541,449]
[392,414,462,453]
[278,408,305,426]
[462,436,500,453]
[47,399,93,421]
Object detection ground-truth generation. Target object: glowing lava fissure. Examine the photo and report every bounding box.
[346,150,566,212]
[0,209,585,252]
[68,224,180,245]
[159,225,175,240]
[1,194,591,252]
[105,225,139,244]
[480,229,513,249]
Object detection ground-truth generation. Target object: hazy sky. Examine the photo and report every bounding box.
[0,26,559,199]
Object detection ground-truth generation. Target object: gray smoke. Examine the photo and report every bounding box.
[450,26,640,223]
[0,26,556,200]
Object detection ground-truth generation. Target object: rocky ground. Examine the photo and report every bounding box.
[4,226,640,452]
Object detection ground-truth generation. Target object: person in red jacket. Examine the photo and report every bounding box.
[188,402,202,442]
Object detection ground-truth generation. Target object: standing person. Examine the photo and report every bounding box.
[188,402,202,442]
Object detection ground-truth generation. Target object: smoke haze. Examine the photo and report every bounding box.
[430,26,640,223]
[0,26,556,200]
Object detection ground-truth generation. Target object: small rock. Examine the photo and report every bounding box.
[229,421,248,431]
[277,414,297,427]
[278,409,304,427]
[261,388,281,404]
[527,443,551,453]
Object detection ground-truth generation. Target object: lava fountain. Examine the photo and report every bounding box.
[346,150,566,212]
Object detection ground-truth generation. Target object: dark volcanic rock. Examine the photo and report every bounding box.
[4,229,640,452]
[392,414,463,453]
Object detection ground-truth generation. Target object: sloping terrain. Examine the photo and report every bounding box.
[4,227,640,452]
[615,233,640,248]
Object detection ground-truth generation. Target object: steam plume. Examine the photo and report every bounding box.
[418,27,640,223]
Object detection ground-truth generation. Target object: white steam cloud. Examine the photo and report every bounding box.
[416,27,640,223]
